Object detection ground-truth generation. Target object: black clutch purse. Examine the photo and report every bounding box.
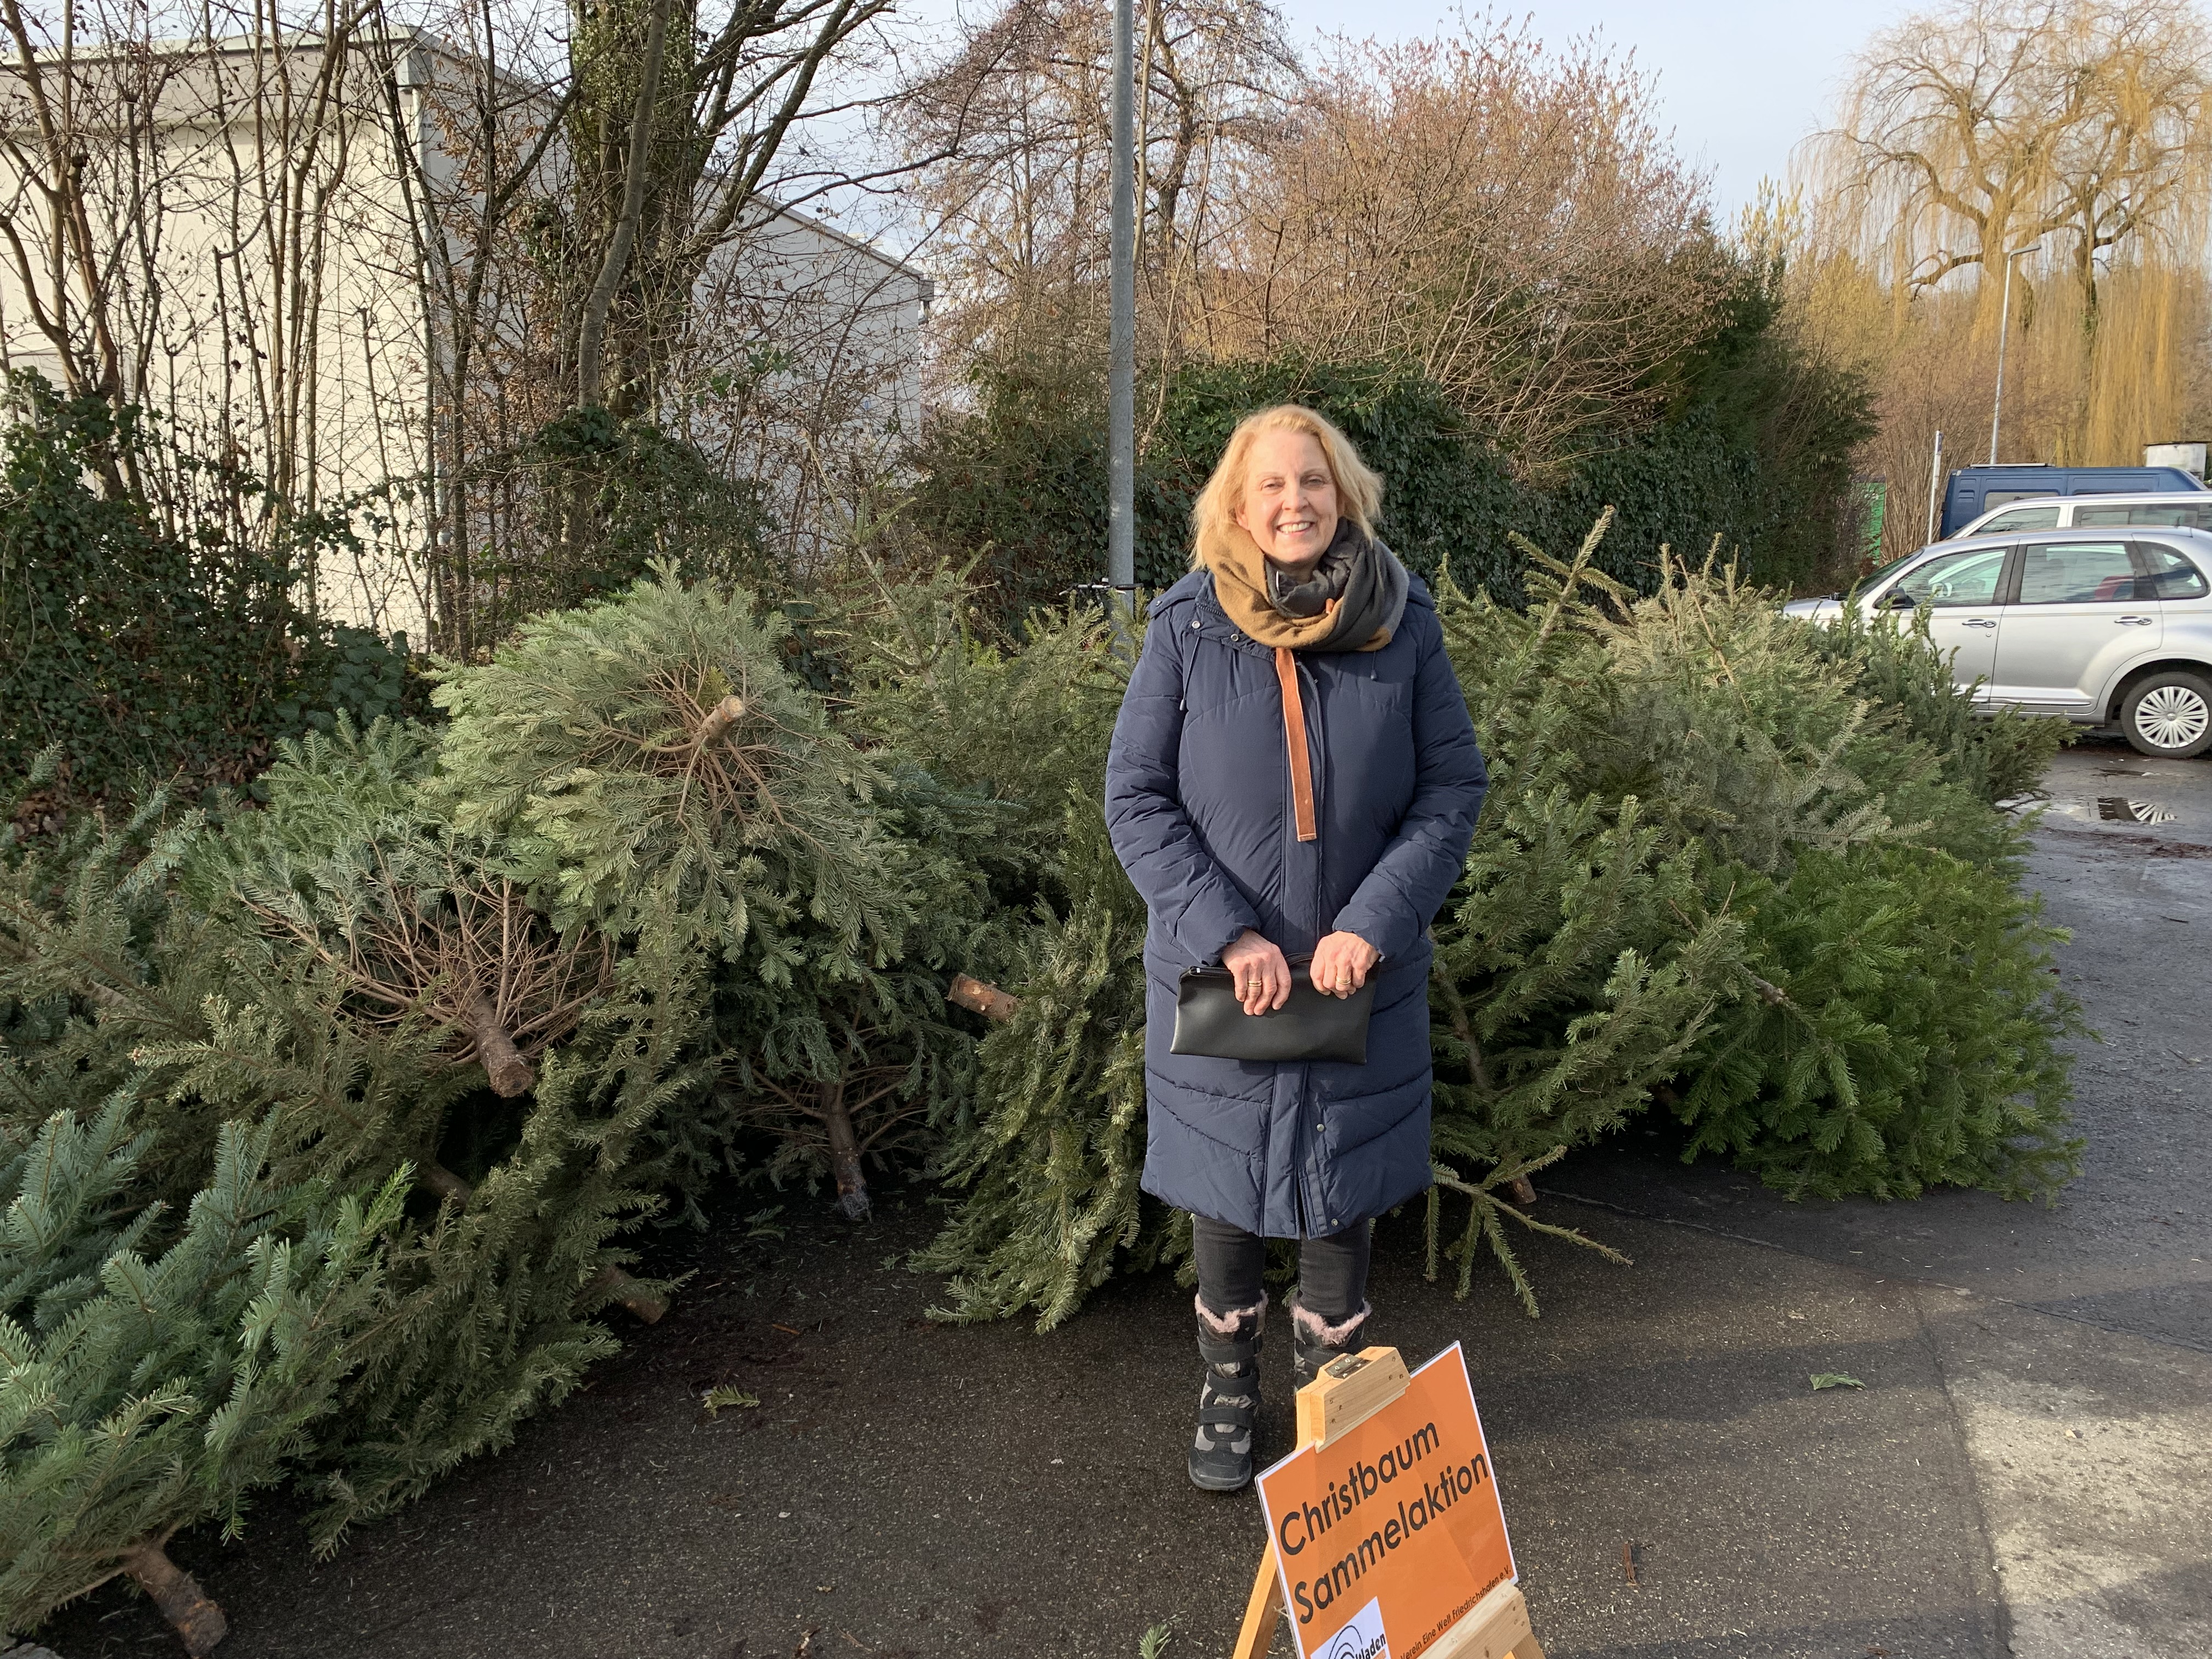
[1170,960,1375,1064]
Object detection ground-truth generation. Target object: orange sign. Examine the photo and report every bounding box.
[1254,1345,1516,1659]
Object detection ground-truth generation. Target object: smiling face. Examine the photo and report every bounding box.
[1232,428,1340,572]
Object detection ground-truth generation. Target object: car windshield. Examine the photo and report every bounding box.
[1849,549,1928,595]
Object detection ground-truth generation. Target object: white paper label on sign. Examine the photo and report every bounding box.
[1318,1598,1390,1659]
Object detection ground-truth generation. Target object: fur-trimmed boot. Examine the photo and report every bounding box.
[1290,1295,1372,1391]
[1189,1294,1266,1492]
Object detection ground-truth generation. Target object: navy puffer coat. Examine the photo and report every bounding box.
[1104,568,1488,1239]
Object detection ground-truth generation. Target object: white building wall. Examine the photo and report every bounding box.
[0,35,929,639]
[0,43,437,635]
[683,205,933,575]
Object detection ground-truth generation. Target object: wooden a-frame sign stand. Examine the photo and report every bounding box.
[1231,1347,1546,1659]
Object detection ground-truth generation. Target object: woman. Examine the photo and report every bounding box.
[1105,405,1489,1492]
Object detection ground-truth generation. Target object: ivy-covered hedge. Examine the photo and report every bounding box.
[0,376,419,822]
[904,272,1872,628]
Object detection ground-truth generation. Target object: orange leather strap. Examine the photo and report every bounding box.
[1273,646,1318,843]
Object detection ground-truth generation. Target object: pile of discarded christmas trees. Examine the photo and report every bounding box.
[0,568,1013,1650]
[2,535,2082,1650]
[913,520,2081,1328]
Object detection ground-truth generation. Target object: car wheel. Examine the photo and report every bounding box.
[2120,670,2212,759]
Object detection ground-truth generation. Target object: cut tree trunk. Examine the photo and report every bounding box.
[1507,1177,1538,1206]
[462,991,534,1096]
[695,694,747,747]
[947,973,1018,1023]
[119,1539,227,1656]
[822,1080,870,1221]
[579,1265,668,1324]
[419,1161,473,1206]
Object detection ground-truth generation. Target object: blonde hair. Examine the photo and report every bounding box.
[1189,404,1384,568]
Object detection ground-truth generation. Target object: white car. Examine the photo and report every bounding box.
[1950,490,2212,539]
[1784,527,2212,758]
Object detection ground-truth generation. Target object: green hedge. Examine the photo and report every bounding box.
[905,272,1871,627]
[0,376,419,817]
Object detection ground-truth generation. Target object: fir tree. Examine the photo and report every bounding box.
[2,1107,406,1652]
[1802,597,2070,809]
[431,563,898,956]
[170,718,606,1199]
[916,801,1167,1330]
[1424,528,1747,1307]
[2,725,711,1573]
[831,564,1127,887]
[1429,521,2081,1282]
[834,574,1172,1322]
[701,764,1015,1218]
[152,730,710,1542]
[1673,844,2083,1200]
[1,1091,159,1336]
[223,822,614,1109]
[433,567,1009,1221]
[1,791,249,1216]
[302,924,709,1551]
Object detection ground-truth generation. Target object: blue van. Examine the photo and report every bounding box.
[1939,464,2204,538]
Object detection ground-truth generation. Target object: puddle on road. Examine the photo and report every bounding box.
[2047,797,2183,828]
[2097,798,2177,824]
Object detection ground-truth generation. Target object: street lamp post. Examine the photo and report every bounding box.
[1105,0,1137,635]
[1924,429,1944,543]
[1988,243,2040,465]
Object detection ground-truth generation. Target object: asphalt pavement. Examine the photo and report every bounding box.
[1548,735,2212,1656]
[34,740,2211,1659]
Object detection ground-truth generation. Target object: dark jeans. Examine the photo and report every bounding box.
[1193,1214,1372,1325]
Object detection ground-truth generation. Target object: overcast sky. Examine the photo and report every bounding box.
[1266,0,1921,217]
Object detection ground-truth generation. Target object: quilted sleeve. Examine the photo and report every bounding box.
[1104,619,1264,964]
[1329,612,1488,960]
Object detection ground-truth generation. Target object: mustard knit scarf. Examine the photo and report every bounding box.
[1194,517,1407,654]
[1193,517,1410,842]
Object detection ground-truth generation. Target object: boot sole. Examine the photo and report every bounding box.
[1187,1459,1254,1493]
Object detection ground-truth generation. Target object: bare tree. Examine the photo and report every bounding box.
[2041,4,2212,334]
[0,8,401,528]
[545,0,897,415]
[896,0,1295,383]
[899,9,1728,468]
[1814,0,2210,298]
[0,0,922,651]
[375,0,907,650]
[1215,23,1725,466]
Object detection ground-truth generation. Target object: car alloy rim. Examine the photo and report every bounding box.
[2136,684,2211,749]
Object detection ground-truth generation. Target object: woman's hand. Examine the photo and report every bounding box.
[1221,929,1292,1016]
[1310,930,1379,998]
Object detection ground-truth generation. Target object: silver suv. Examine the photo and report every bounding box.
[1784,527,2212,758]
[1950,491,2212,539]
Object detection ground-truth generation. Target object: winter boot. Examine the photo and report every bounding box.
[1290,1294,1373,1391]
[1189,1294,1265,1492]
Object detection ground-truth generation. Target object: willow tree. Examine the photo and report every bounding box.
[1799,0,2212,483]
